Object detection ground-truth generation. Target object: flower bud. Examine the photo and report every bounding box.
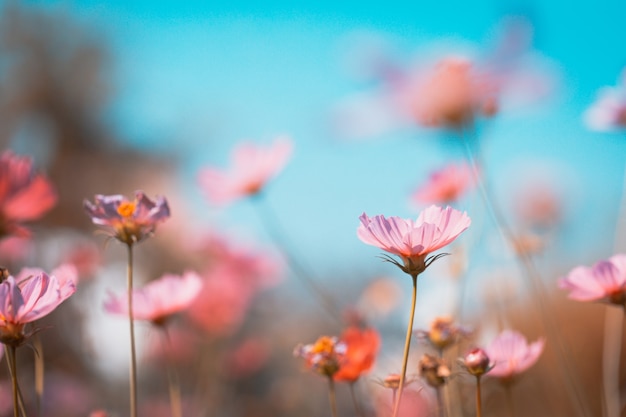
[463,348,491,376]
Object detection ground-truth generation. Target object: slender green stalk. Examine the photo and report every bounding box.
[328,377,338,417]
[126,243,138,417]
[475,376,482,417]
[8,345,19,417]
[392,274,418,417]
[163,328,183,417]
[349,382,363,417]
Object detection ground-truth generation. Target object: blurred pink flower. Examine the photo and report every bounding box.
[357,205,471,276]
[584,69,626,131]
[485,330,544,380]
[0,151,57,238]
[104,271,202,324]
[410,57,498,128]
[411,162,474,206]
[198,136,293,205]
[376,389,431,417]
[559,254,626,305]
[83,191,170,245]
[224,337,271,379]
[0,268,76,346]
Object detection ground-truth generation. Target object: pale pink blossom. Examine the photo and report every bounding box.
[0,151,57,238]
[0,268,76,345]
[485,330,544,380]
[559,254,626,305]
[411,162,474,206]
[84,191,170,245]
[584,69,626,131]
[357,205,471,275]
[104,271,202,324]
[198,136,293,205]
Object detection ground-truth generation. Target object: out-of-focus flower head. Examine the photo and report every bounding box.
[0,151,57,238]
[0,268,76,346]
[485,330,544,381]
[84,191,170,246]
[375,389,430,417]
[357,205,471,277]
[223,337,271,379]
[584,68,626,132]
[513,180,562,230]
[104,271,202,325]
[559,254,626,306]
[294,335,347,378]
[461,348,492,377]
[198,136,293,206]
[416,316,472,351]
[418,353,450,388]
[410,57,498,129]
[411,162,475,206]
[333,326,381,382]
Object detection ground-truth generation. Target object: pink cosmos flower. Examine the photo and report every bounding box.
[357,205,471,276]
[84,191,170,245]
[583,69,626,131]
[0,268,77,346]
[0,151,57,238]
[411,162,474,206]
[198,136,293,205]
[559,254,626,305]
[104,271,202,325]
[485,330,545,380]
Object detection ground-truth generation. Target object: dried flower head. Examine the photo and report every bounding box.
[294,336,347,378]
[418,354,450,388]
[417,316,471,351]
[84,191,170,246]
[357,205,471,277]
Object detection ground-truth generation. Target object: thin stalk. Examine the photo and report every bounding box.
[505,384,515,417]
[126,243,138,417]
[328,377,338,417]
[163,328,183,417]
[436,388,444,417]
[34,335,44,417]
[4,344,27,417]
[475,376,482,417]
[251,193,342,324]
[8,345,19,417]
[392,274,418,417]
[349,382,364,417]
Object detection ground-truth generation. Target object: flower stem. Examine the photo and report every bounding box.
[475,376,482,417]
[8,345,19,417]
[126,243,138,417]
[392,274,418,417]
[34,335,44,417]
[349,382,364,417]
[163,328,183,417]
[328,377,338,417]
[436,387,444,417]
[4,344,27,417]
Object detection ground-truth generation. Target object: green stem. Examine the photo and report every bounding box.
[127,243,138,417]
[328,377,338,417]
[392,274,418,417]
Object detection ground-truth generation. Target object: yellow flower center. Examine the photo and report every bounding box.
[311,336,335,354]
[117,201,137,218]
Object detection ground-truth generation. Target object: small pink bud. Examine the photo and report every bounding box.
[463,348,491,376]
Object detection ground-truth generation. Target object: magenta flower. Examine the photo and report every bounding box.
[198,136,293,205]
[583,69,626,132]
[84,191,170,245]
[0,268,77,346]
[104,271,202,325]
[559,254,626,305]
[357,205,471,276]
[411,162,474,206]
[485,330,545,381]
[0,151,57,238]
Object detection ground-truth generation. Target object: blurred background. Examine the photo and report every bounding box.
[1,0,626,415]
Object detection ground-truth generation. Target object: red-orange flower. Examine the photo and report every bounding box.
[334,326,381,382]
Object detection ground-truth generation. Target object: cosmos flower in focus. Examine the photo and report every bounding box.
[357,205,471,276]
[0,268,76,346]
[294,336,347,378]
[584,69,626,132]
[83,191,170,245]
[104,271,202,325]
[0,151,57,238]
[410,57,498,128]
[411,162,474,206]
[559,254,626,306]
[485,330,544,381]
[198,136,293,205]
[333,326,381,382]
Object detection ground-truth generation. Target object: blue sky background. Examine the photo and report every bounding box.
[26,0,626,287]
